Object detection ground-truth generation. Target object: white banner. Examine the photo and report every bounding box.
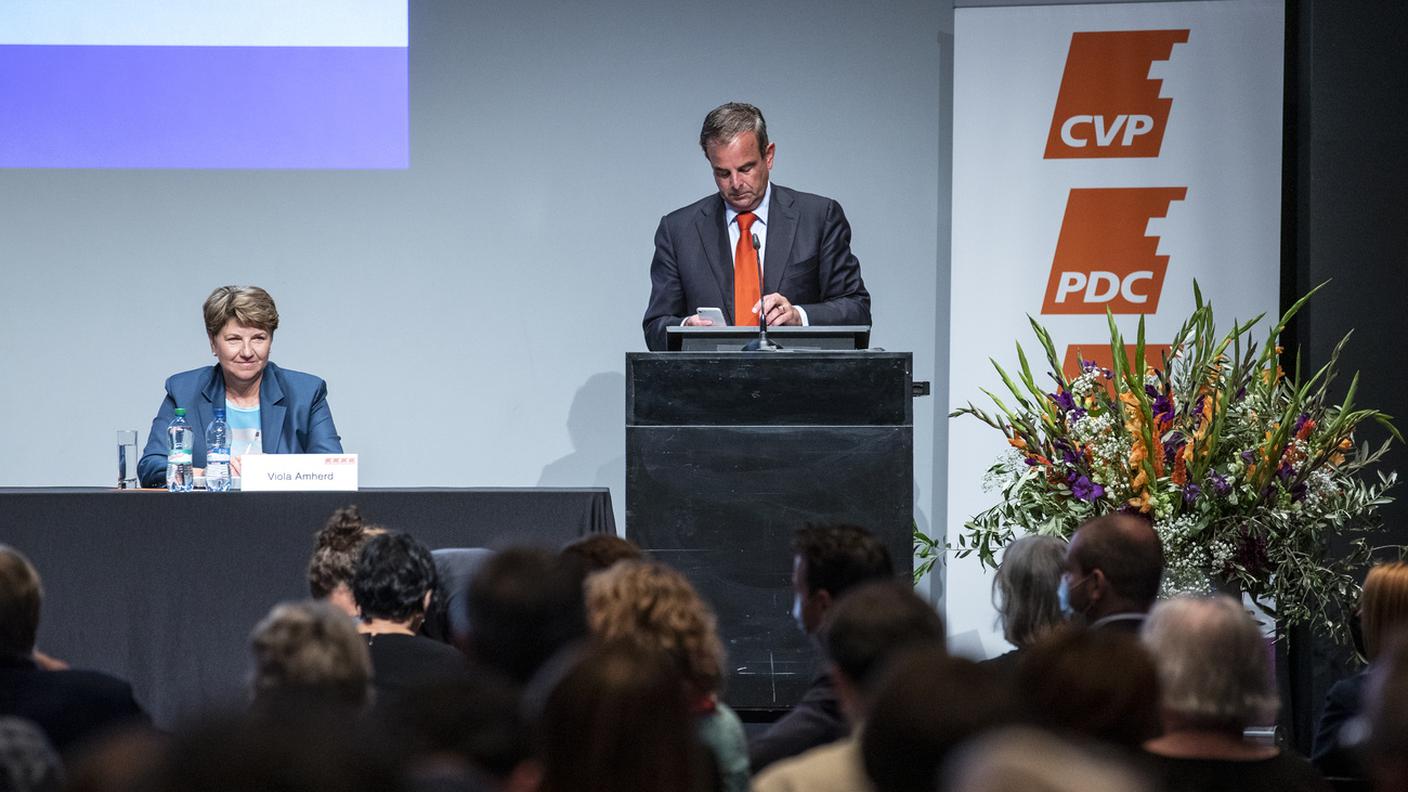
[946,0,1284,656]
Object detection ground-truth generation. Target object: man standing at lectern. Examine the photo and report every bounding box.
[642,103,871,351]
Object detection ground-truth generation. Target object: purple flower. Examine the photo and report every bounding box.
[1070,407,1088,422]
[1291,483,1307,502]
[1023,457,1040,466]
[1293,412,1311,436]
[1235,386,1247,401]
[1070,476,1105,503]
[1183,483,1201,504]
[1241,450,1257,465]
[1050,390,1076,412]
[1081,358,1098,373]
[1209,472,1232,495]
[1277,463,1295,482]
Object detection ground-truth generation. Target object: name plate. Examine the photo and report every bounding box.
[240,454,359,491]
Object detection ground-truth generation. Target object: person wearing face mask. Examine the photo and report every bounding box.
[1059,513,1164,633]
[750,523,894,775]
[642,102,871,352]
[137,285,342,487]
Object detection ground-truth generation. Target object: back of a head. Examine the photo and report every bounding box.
[465,547,588,685]
[943,727,1152,792]
[248,600,371,712]
[1365,631,1408,790]
[993,535,1067,648]
[1070,513,1164,610]
[1015,625,1160,748]
[352,531,437,624]
[585,560,725,698]
[380,668,529,785]
[0,546,41,657]
[532,643,699,792]
[824,580,945,698]
[793,523,894,598]
[0,716,62,792]
[1361,561,1408,662]
[1141,595,1277,732]
[306,505,383,600]
[560,534,644,576]
[862,647,1016,792]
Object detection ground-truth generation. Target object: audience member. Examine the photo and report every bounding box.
[306,505,385,617]
[982,534,1066,679]
[352,533,467,704]
[1363,632,1408,792]
[0,546,148,756]
[247,600,372,715]
[0,717,62,792]
[1312,561,1408,779]
[463,548,589,686]
[1062,513,1164,632]
[62,728,168,792]
[528,642,706,792]
[942,726,1153,792]
[861,647,1016,792]
[753,580,945,792]
[1015,625,1161,751]
[559,534,644,576]
[150,708,403,792]
[381,671,535,792]
[1140,595,1330,792]
[585,560,748,792]
[751,524,894,774]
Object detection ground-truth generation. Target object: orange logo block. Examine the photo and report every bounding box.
[1044,29,1189,159]
[1061,344,1174,388]
[1041,187,1187,315]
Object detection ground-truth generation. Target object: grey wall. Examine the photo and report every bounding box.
[0,0,949,538]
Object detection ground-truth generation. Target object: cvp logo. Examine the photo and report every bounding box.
[1045,29,1189,159]
[1041,187,1187,315]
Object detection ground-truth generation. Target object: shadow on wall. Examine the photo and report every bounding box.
[537,371,626,495]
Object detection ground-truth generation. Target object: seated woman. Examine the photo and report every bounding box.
[1141,595,1331,792]
[585,561,749,792]
[1311,561,1408,778]
[351,532,467,704]
[137,285,341,487]
[306,505,385,618]
[980,534,1067,679]
[247,599,372,716]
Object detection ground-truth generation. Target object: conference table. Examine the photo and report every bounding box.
[0,487,614,728]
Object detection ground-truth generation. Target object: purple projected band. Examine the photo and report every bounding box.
[0,45,408,169]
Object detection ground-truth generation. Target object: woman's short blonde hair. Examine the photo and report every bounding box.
[1362,562,1408,661]
[584,560,725,697]
[203,285,280,338]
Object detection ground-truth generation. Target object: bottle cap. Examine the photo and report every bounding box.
[213,407,226,418]
[174,408,187,416]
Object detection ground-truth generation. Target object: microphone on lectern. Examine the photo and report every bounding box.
[742,232,782,351]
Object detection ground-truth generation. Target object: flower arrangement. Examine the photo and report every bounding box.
[945,284,1400,643]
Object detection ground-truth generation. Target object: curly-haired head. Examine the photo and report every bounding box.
[248,600,371,710]
[584,561,725,698]
[307,506,385,600]
[352,532,437,624]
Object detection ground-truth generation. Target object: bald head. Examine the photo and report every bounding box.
[1066,514,1163,618]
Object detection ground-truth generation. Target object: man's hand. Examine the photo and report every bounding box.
[756,293,801,326]
[682,313,715,327]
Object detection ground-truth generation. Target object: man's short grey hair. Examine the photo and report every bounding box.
[945,727,1153,792]
[248,600,372,710]
[992,534,1066,648]
[1141,595,1279,729]
[699,102,769,155]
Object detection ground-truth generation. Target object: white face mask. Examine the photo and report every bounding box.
[1058,573,1091,621]
[791,594,807,634]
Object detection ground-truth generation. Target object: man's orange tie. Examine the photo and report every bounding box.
[734,212,760,326]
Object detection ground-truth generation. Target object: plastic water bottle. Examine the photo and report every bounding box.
[205,408,231,493]
[167,408,194,492]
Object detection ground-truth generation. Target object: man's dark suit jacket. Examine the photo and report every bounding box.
[0,654,149,754]
[643,184,871,351]
[747,671,848,774]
